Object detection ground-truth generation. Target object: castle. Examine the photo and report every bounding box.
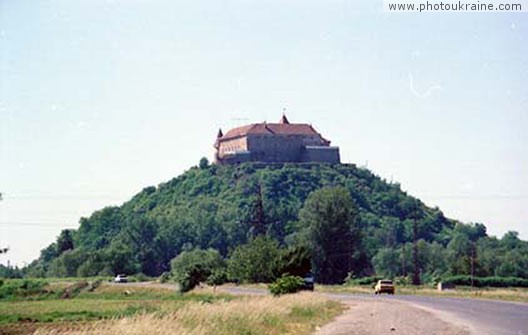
[214,114,340,164]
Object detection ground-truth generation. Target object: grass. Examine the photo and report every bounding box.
[31,291,342,335]
[319,284,528,303]
[0,280,342,335]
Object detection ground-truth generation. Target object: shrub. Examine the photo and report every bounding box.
[346,276,382,286]
[129,273,152,282]
[227,236,281,283]
[171,249,226,293]
[60,281,89,299]
[87,279,102,292]
[0,279,48,300]
[269,275,304,296]
[159,271,171,283]
[394,276,411,286]
[442,275,528,288]
[206,269,228,287]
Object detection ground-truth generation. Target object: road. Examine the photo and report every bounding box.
[323,293,528,335]
[223,286,528,335]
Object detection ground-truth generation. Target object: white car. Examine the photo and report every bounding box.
[114,274,128,283]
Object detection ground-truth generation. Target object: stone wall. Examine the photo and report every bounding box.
[216,133,340,164]
[300,146,340,164]
[246,134,304,162]
[217,137,248,159]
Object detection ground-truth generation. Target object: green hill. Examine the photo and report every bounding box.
[26,162,528,282]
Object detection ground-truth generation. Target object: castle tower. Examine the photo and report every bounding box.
[279,113,290,124]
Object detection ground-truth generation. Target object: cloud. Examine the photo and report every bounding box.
[408,73,443,99]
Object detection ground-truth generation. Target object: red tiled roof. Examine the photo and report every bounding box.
[219,122,321,141]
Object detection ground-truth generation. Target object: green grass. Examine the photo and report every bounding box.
[0,280,232,327]
[319,284,528,303]
[0,281,343,335]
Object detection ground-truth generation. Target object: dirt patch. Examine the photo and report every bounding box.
[316,298,471,335]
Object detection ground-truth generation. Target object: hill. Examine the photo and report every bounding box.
[26,162,528,281]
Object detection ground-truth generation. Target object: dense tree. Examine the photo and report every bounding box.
[372,248,400,278]
[56,230,75,254]
[24,163,528,282]
[170,248,225,292]
[300,187,362,284]
[227,236,281,283]
[199,157,210,169]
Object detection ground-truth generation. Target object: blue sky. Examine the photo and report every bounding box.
[1,1,527,265]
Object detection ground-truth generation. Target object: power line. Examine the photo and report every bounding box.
[422,195,528,200]
[0,222,77,228]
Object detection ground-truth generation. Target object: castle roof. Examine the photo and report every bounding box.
[216,115,330,145]
[220,122,319,140]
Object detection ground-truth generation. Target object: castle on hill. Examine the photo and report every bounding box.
[214,114,340,165]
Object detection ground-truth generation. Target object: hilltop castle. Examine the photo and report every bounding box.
[214,114,340,164]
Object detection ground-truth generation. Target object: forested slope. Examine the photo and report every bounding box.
[26,162,528,281]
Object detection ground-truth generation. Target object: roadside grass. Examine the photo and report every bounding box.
[0,281,230,329]
[320,284,528,303]
[32,291,343,335]
[0,280,342,335]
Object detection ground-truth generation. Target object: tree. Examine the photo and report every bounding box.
[170,248,225,292]
[121,218,160,276]
[104,241,140,275]
[227,236,281,283]
[277,245,312,277]
[199,157,209,169]
[299,187,362,284]
[56,230,74,254]
[372,248,400,278]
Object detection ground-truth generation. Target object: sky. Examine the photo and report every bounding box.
[1,0,527,266]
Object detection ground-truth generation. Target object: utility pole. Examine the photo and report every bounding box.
[412,218,421,286]
[401,244,406,277]
[0,193,7,255]
[249,183,266,236]
[470,241,476,289]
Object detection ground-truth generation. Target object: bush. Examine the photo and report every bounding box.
[442,275,528,288]
[87,279,102,292]
[159,271,171,283]
[227,236,281,283]
[206,269,228,287]
[346,276,383,286]
[394,276,411,286]
[60,281,89,299]
[171,249,226,293]
[0,279,48,300]
[129,273,152,282]
[269,275,304,296]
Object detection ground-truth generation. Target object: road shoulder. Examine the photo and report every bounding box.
[316,298,471,335]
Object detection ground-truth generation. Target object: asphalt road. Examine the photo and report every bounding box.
[324,293,528,335]
[223,286,528,335]
[389,294,528,335]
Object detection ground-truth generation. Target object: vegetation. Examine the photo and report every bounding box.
[170,248,226,292]
[29,292,342,335]
[0,280,231,331]
[299,187,363,284]
[227,236,282,283]
[269,275,305,296]
[0,279,341,335]
[18,162,528,287]
[442,275,528,288]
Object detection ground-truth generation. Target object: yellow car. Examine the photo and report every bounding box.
[374,279,395,295]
